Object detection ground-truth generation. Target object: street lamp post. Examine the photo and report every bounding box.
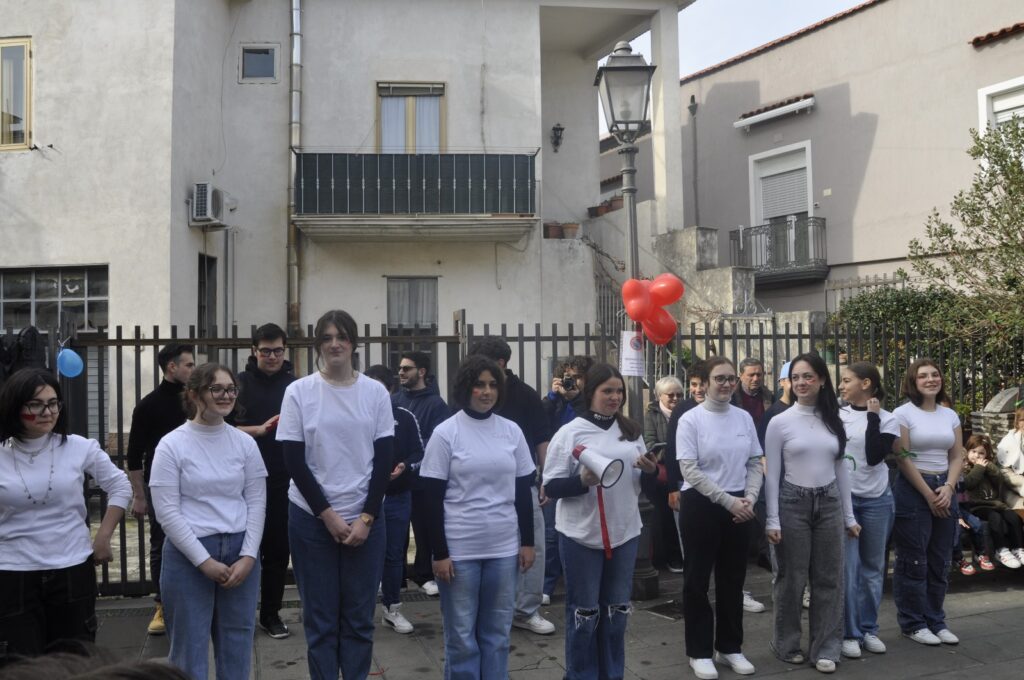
[595,41,660,600]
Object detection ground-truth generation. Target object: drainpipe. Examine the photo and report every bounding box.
[687,95,699,226]
[286,0,302,335]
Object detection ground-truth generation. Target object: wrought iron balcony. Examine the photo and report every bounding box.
[729,217,828,287]
[292,152,538,243]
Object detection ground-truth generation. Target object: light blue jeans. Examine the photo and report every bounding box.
[560,533,638,680]
[289,502,386,680]
[161,532,260,680]
[437,555,518,680]
[844,490,894,641]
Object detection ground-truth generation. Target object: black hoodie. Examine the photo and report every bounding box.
[234,355,296,485]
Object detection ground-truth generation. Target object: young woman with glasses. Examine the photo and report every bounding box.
[765,353,858,674]
[0,367,131,666]
[276,310,394,680]
[149,363,267,680]
[644,376,686,574]
[676,357,763,679]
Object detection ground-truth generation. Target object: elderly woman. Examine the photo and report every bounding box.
[0,368,131,664]
[420,354,536,680]
[644,376,685,573]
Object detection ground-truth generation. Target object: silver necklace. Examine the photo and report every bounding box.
[9,435,56,505]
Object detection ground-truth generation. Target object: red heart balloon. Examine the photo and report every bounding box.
[646,307,677,340]
[641,320,672,346]
[625,297,653,322]
[621,279,648,306]
[649,273,685,307]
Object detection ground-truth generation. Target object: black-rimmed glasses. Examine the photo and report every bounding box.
[23,399,63,415]
[711,375,739,386]
[257,348,286,358]
[206,385,239,398]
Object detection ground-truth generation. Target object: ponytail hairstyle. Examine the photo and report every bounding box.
[582,363,642,442]
[845,361,886,401]
[791,352,847,459]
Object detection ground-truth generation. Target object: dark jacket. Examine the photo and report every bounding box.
[233,356,296,486]
[643,402,670,452]
[496,370,551,470]
[731,387,776,425]
[964,461,1009,510]
[758,399,792,449]
[127,379,187,482]
[543,390,584,435]
[392,379,450,446]
[387,405,425,495]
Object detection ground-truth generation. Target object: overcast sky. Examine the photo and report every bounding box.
[599,0,865,132]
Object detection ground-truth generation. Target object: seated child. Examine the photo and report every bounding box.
[964,434,1024,569]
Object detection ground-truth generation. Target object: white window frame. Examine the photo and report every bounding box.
[978,75,1024,129]
[0,37,32,151]
[238,43,280,84]
[747,140,813,227]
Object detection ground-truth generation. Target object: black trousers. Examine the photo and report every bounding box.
[649,481,683,567]
[975,507,1024,552]
[679,489,750,658]
[407,488,434,585]
[260,482,291,617]
[144,486,165,601]
[0,557,97,666]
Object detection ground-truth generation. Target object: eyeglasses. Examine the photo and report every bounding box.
[711,375,739,386]
[23,399,63,415]
[397,365,419,373]
[663,393,683,399]
[206,385,239,398]
[257,347,286,358]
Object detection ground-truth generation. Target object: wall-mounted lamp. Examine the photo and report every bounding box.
[550,123,565,152]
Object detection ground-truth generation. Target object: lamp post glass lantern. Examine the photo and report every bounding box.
[596,40,659,600]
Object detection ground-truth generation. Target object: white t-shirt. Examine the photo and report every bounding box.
[419,410,535,561]
[276,372,394,520]
[841,406,900,498]
[543,417,646,550]
[892,402,961,472]
[765,403,856,530]
[996,430,1024,475]
[677,404,762,494]
[151,421,268,566]
[0,434,131,570]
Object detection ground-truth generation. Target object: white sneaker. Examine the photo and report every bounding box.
[815,659,836,673]
[935,628,959,645]
[862,633,886,653]
[841,639,861,658]
[421,580,439,596]
[541,593,551,606]
[512,612,555,635]
[742,591,765,613]
[906,628,941,645]
[1014,548,1024,565]
[381,604,413,634]
[714,651,754,675]
[689,657,718,680]
[802,587,811,609]
[997,548,1022,569]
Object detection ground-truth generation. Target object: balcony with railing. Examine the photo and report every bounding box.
[292,152,538,242]
[729,216,829,287]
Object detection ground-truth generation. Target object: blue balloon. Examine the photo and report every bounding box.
[57,348,84,378]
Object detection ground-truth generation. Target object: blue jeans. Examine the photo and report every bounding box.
[161,532,260,680]
[437,555,518,680]
[289,502,386,680]
[559,533,638,680]
[381,491,412,608]
[844,490,894,640]
[892,472,956,634]
[543,500,561,596]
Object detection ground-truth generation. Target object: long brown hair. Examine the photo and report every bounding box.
[901,358,949,407]
[582,363,642,441]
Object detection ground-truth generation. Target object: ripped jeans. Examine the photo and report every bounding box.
[559,533,638,680]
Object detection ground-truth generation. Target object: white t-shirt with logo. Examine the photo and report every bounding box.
[677,404,762,494]
[420,410,535,561]
[892,402,961,473]
[276,372,394,520]
[841,406,900,498]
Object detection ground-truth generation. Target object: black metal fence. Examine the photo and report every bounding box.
[5,315,1021,596]
[294,152,537,216]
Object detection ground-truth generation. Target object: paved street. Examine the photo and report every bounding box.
[95,562,1024,679]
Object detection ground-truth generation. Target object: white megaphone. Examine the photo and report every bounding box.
[572,445,624,488]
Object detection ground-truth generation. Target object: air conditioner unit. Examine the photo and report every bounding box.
[190,182,226,226]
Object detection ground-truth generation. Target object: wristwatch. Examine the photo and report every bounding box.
[359,512,375,527]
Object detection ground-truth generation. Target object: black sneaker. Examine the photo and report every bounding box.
[259,614,290,639]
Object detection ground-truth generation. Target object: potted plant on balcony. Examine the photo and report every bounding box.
[561,222,580,239]
[608,194,624,211]
[543,221,564,239]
